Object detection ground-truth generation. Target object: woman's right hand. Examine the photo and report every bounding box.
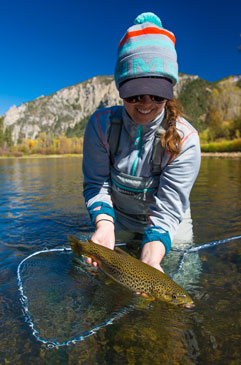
[86,215,115,267]
[140,240,165,273]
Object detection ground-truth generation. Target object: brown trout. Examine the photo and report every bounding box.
[68,235,194,307]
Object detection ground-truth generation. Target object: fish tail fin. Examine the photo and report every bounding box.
[68,235,84,255]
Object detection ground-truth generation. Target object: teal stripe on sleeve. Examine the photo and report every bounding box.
[89,201,116,225]
[142,226,171,255]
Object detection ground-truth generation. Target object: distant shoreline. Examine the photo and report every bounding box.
[201,152,241,158]
[0,152,241,159]
[0,154,83,159]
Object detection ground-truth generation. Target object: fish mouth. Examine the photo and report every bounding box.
[181,302,195,309]
[170,300,195,308]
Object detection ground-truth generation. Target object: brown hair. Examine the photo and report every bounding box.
[162,98,185,155]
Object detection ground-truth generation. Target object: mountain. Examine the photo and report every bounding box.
[2,74,241,145]
[2,74,198,145]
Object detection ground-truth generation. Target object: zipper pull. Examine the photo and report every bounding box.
[134,125,142,146]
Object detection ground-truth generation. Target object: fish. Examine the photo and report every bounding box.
[68,235,194,308]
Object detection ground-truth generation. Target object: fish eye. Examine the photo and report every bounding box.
[172,293,187,299]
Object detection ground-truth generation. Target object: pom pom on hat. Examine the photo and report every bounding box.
[114,11,178,97]
[134,12,163,28]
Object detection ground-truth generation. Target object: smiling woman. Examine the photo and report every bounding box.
[123,94,167,125]
[82,12,201,275]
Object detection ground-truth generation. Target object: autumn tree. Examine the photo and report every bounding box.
[37,132,47,150]
[205,80,241,140]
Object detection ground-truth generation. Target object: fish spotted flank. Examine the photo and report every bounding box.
[68,235,194,307]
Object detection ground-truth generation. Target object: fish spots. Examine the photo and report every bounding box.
[68,235,194,306]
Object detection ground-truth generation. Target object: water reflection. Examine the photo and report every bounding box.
[191,158,241,241]
[0,157,89,250]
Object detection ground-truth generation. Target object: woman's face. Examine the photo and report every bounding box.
[123,95,167,125]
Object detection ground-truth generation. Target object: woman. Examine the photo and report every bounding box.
[82,12,201,272]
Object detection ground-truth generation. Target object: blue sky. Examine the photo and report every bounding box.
[0,0,240,116]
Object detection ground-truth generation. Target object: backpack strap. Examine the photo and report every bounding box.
[108,107,123,165]
[151,123,168,176]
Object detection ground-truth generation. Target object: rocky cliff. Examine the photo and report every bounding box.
[1,73,203,144]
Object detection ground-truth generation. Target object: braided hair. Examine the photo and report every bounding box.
[162,98,185,155]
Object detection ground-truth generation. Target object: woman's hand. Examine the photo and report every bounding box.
[86,214,115,267]
[134,241,165,296]
[140,241,166,273]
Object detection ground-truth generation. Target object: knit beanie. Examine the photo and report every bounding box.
[114,12,178,99]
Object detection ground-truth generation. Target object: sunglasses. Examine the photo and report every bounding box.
[124,95,166,104]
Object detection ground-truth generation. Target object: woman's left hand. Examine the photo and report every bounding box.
[140,241,166,273]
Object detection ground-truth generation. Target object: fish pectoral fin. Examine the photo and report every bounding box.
[135,291,155,301]
[133,294,155,309]
[141,293,155,301]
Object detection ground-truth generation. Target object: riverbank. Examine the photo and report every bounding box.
[0,152,241,159]
[0,153,83,159]
[201,152,241,158]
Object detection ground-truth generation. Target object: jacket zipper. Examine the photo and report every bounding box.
[131,125,143,176]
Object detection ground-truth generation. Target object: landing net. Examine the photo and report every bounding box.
[17,235,241,348]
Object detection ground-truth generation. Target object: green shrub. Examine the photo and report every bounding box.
[201,139,241,152]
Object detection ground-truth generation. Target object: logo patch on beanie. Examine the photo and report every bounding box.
[115,57,178,84]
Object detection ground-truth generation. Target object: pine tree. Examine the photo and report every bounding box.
[4,126,13,147]
[0,117,4,147]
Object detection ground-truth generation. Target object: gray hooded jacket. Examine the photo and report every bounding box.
[83,105,201,254]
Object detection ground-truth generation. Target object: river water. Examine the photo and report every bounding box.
[0,156,240,364]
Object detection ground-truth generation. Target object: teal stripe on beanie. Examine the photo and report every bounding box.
[119,39,176,56]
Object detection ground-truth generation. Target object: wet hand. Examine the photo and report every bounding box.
[86,216,115,267]
[136,241,165,296]
[140,241,165,273]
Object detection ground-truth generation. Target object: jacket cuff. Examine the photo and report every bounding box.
[88,201,116,225]
[141,226,171,255]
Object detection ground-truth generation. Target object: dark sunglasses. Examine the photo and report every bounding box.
[124,95,166,104]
